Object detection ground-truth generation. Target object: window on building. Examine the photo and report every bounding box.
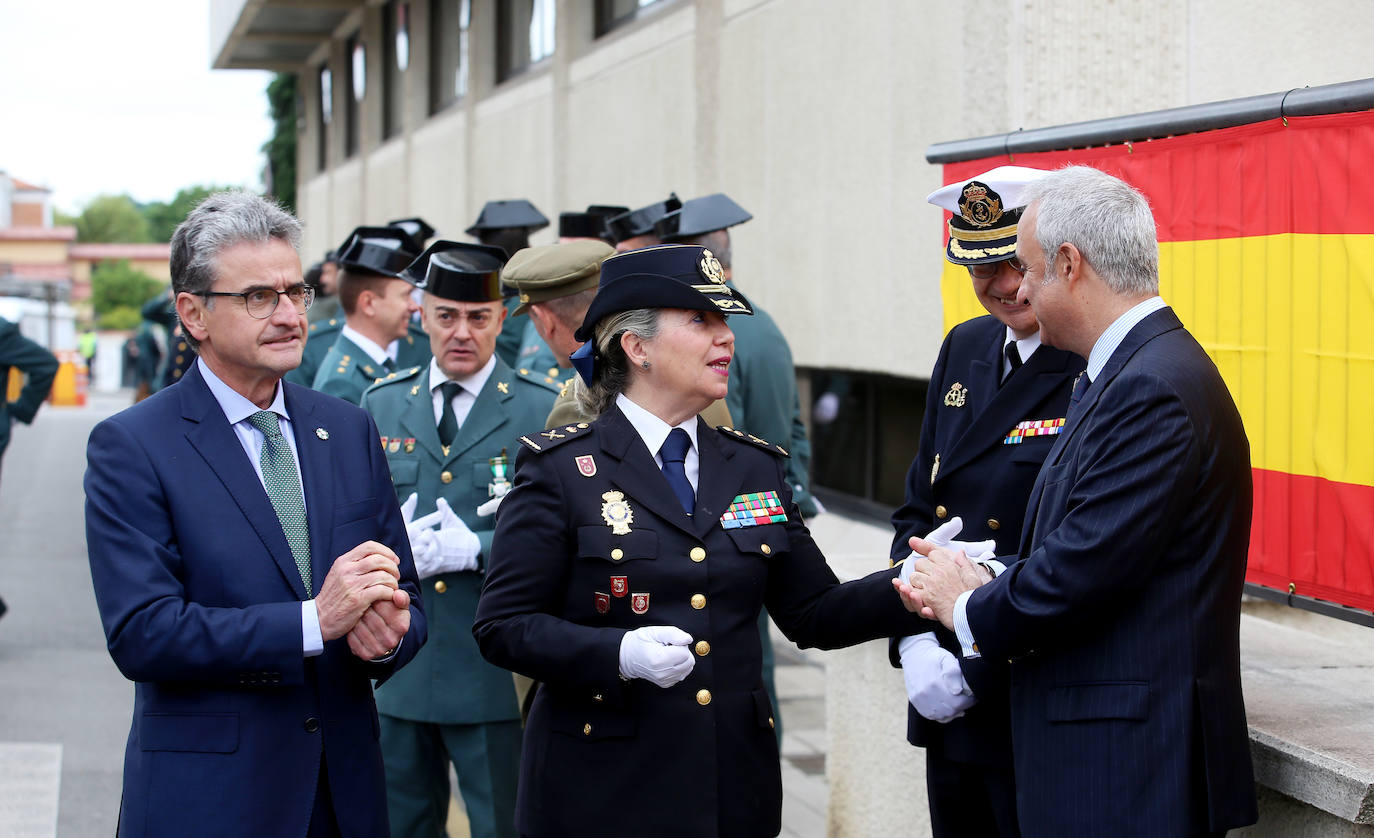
[383,1,409,140]
[595,0,673,36]
[317,64,332,172]
[429,0,470,113]
[803,368,926,513]
[497,0,555,83]
[345,34,365,157]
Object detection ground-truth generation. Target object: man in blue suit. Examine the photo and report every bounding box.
[84,191,427,838]
[901,166,1257,837]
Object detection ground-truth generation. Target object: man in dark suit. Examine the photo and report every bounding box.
[889,166,1084,837]
[84,191,427,838]
[901,166,1257,837]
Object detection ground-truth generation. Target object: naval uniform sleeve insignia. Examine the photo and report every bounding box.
[715,425,790,457]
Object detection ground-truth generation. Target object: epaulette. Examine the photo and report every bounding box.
[515,366,563,394]
[309,318,341,335]
[517,421,592,454]
[367,365,425,390]
[716,425,790,457]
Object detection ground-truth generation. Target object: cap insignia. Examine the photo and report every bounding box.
[699,249,726,284]
[958,182,1004,228]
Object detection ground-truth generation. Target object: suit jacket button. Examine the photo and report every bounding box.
[304,717,320,733]
[434,580,448,594]
[987,518,1001,531]
[935,505,948,519]
[689,547,706,562]
[691,594,706,610]
[696,690,712,706]
[440,471,453,484]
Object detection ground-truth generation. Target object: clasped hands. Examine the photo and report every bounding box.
[891,517,995,630]
[315,540,411,661]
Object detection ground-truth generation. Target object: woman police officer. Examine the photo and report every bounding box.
[473,244,924,838]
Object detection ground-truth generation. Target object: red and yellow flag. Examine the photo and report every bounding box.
[939,110,1374,612]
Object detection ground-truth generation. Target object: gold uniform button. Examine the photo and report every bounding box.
[548,367,559,377]
[434,580,447,594]
[583,723,592,735]
[689,547,706,562]
[593,694,603,703]
[440,471,453,484]
[694,641,710,656]
[935,505,948,519]
[768,716,775,729]
[691,594,706,610]
[610,548,624,561]
[987,518,1001,531]
[696,689,712,706]
[760,544,772,555]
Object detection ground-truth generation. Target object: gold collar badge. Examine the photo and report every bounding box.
[944,382,968,408]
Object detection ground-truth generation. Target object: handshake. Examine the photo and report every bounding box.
[316,540,412,662]
[400,493,482,578]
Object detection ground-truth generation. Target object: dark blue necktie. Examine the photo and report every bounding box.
[1067,372,1093,424]
[659,428,695,514]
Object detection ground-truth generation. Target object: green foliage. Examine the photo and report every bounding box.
[98,305,143,331]
[53,208,78,228]
[75,194,152,243]
[263,73,298,214]
[91,260,162,321]
[143,184,237,242]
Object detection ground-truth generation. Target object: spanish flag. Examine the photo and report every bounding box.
[939,109,1374,613]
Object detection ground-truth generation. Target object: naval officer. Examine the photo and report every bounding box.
[360,240,558,838]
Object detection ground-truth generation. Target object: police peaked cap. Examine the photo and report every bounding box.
[403,240,509,303]
[605,194,681,243]
[574,244,753,343]
[464,199,549,236]
[655,193,753,242]
[336,226,423,280]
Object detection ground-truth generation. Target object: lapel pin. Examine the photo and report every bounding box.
[315,428,329,440]
[496,381,509,394]
[943,382,968,408]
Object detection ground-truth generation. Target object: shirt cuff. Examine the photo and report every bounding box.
[302,600,323,657]
[370,636,403,663]
[953,591,980,658]
[980,558,1008,577]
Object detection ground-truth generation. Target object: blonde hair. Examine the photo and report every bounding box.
[575,308,661,417]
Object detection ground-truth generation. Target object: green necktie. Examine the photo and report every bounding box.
[247,410,312,594]
[382,357,396,373]
[437,381,462,448]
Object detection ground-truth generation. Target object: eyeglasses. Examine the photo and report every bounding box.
[199,284,315,319]
[968,257,1026,280]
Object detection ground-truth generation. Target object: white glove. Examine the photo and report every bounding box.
[898,516,999,582]
[399,492,448,579]
[618,625,696,688]
[476,494,504,517]
[433,497,481,573]
[898,632,977,723]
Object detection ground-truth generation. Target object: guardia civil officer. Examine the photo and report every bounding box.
[465,199,549,369]
[889,166,1085,838]
[312,227,423,404]
[473,244,927,838]
[360,241,558,838]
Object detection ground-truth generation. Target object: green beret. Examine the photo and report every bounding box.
[502,240,615,316]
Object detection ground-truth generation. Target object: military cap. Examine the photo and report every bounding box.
[605,194,681,244]
[323,249,338,264]
[336,226,423,280]
[926,165,1048,266]
[403,240,508,303]
[558,204,627,242]
[504,240,615,316]
[655,193,753,242]
[464,199,549,236]
[387,216,437,247]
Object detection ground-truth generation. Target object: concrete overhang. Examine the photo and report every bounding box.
[211,0,363,72]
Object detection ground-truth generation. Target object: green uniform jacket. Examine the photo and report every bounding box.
[290,320,431,389]
[513,318,577,389]
[361,358,558,724]
[724,292,817,516]
[0,318,59,457]
[311,333,388,405]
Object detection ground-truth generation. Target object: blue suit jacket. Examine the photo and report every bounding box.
[966,308,1257,836]
[84,363,427,838]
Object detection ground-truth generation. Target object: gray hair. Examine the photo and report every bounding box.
[575,308,661,417]
[1022,166,1159,296]
[170,191,302,350]
[683,229,732,270]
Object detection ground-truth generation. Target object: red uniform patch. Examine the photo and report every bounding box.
[575,455,597,477]
[594,592,611,614]
[611,576,628,597]
[631,593,649,615]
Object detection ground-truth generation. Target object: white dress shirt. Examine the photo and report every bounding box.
[340,324,393,367]
[1003,328,1043,379]
[615,392,701,494]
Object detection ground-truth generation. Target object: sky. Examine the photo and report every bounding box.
[0,0,275,214]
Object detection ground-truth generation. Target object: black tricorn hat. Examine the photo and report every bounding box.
[605,194,681,244]
[655,193,753,242]
[336,226,422,280]
[387,217,437,247]
[403,240,509,303]
[464,199,549,236]
[574,244,753,343]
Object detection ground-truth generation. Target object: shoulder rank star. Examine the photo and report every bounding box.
[601,490,634,535]
[943,382,968,408]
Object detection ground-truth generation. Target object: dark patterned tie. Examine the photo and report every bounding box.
[1002,342,1023,385]
[437,381,462,447]
[1066,372,1093,425]
[247,410,312,594]
[659,428,695,515]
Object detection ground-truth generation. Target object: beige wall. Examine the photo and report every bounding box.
[294,0,1374,375]
[0,241,68,263]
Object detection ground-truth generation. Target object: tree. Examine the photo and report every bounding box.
[143,185,237,242]
[75,194,152,243]
[91,260,163,329]
[263,73,298,214]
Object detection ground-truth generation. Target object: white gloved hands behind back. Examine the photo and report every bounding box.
[898,632,977,723]
[619,625,696,688]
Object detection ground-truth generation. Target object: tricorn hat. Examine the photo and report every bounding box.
[403,240,509,302]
